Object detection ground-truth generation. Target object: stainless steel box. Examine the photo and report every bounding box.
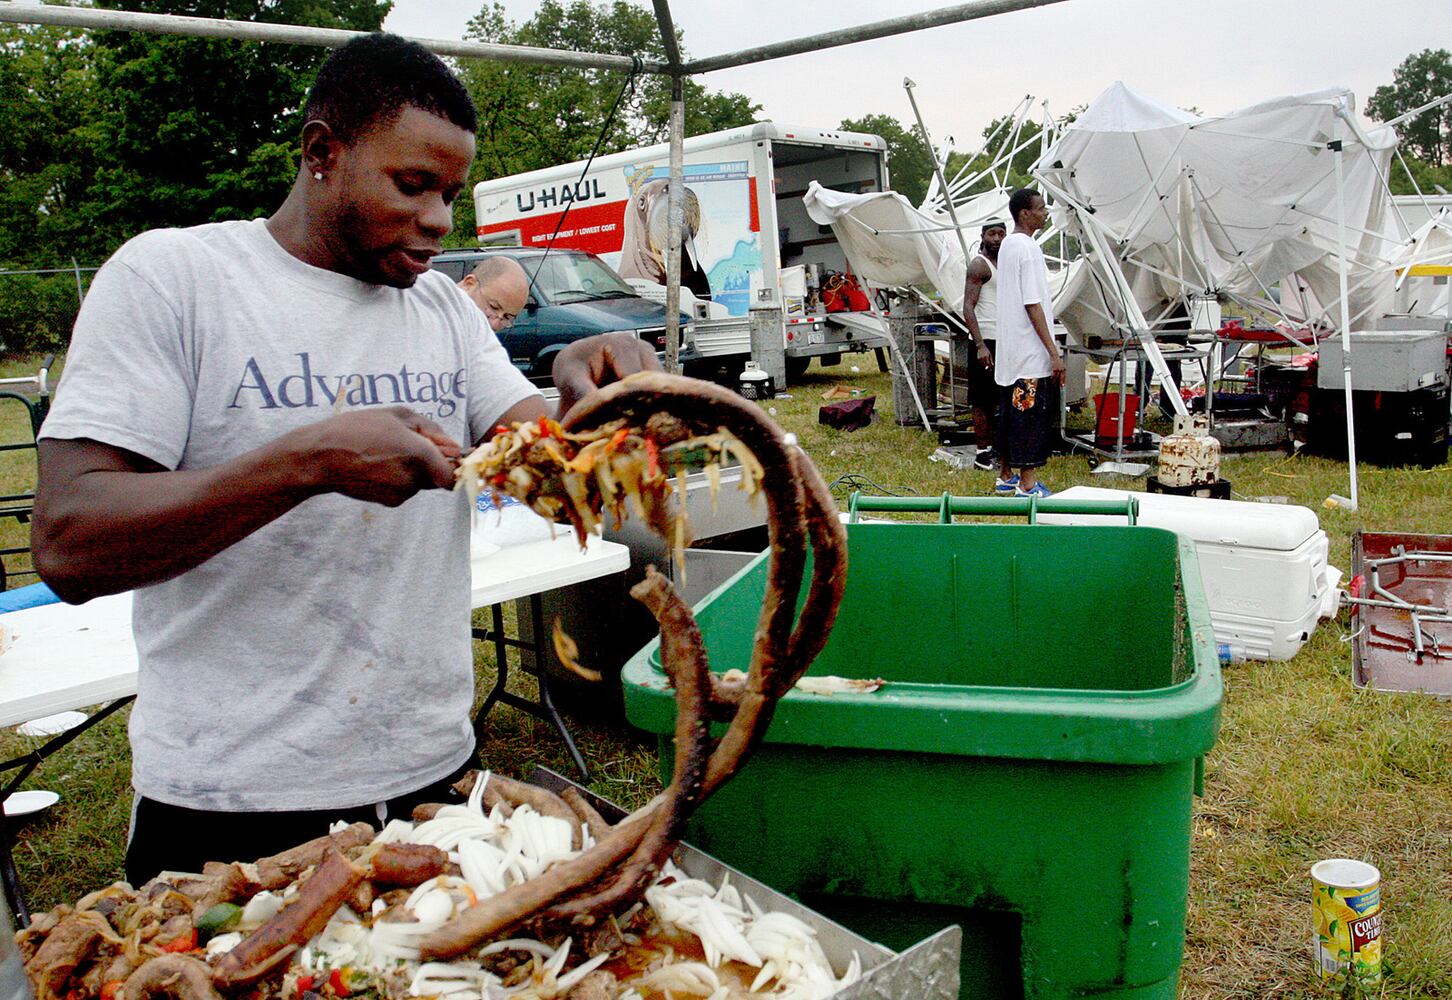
[1316,330,1450,392]
[1373,313,1452,333]
[532,769,963,1000]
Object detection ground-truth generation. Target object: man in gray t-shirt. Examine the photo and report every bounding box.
[32,34,657,884]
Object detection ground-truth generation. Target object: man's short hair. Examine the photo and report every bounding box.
[469,256,527,286]
[982,220,1007,234]
[304,33,477,145]
[1008,188,1043,224]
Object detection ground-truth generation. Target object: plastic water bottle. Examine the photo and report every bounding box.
[1217,643,1247,665]
[474,489,555,548]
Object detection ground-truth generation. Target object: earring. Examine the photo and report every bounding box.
[313,172,324,181]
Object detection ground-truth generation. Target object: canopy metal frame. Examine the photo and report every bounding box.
[0,0,1068,379]
[1027,90,1452,509]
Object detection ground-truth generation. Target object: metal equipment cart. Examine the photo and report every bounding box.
[0,355,54,590]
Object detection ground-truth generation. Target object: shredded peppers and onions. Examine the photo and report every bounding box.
[456,414,765,565]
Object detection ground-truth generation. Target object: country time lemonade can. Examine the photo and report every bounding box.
[1312,858,1383,984]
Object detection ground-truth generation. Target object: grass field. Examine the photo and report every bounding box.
[1,350,1448,999]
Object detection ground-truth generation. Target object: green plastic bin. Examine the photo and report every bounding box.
[623,495,1222,999]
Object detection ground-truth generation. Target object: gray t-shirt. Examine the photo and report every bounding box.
[40,218,540,812]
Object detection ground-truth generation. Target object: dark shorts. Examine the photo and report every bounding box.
[124,754,476,886]
[969,342,998,425]
[997,377,1060,470]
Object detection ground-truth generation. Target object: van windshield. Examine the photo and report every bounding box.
[524,253,637,304]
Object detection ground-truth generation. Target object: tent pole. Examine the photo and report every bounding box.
[1041,174,1189,416]
[1332,128,1360,511]
[663,75,685,375]
[651,0,685,375]
[904,79,975,265]
[864,293,935,433]
[683,0,1071,74]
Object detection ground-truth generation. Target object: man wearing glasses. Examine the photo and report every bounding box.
[459,256,530,332]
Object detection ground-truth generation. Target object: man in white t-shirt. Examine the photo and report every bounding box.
[993,188,1065,497]
[32,34,658,885]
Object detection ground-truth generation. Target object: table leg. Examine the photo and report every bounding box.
[0,695,134,925]
[0,808,28,926]
[472,605,511,748]
[470,602,590,783]
[526,596,590,782]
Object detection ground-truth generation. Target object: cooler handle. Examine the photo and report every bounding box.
[847,491,1138,525]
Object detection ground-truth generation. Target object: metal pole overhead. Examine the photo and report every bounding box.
[683,0,1071,74]
[650,0,683,70]
[652,0,685,375]
[0,2,670,73]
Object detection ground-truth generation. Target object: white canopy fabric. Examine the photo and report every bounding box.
[1389,213,1452,318]
[1034,81,1401,340]
[802,181,1075,315]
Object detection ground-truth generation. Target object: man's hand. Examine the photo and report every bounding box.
[553,332,663,415]
[294,406,460,507]
[33,406,463,603]
[1050,353,1067,387]
[977,344,994,369]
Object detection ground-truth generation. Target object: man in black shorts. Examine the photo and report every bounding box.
[961,221,1005,469]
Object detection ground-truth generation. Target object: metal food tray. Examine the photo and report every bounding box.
[1351,530,1452,696]
[530,768,961,1000]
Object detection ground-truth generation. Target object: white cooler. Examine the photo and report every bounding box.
[1038,486,1342,661]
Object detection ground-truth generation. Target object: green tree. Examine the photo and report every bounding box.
[453,1,760,245]
[1367,48,1452,168]
[80,0,390,250]
[0,22,103,264]
[838,113,933,205]
[0,21,105,352]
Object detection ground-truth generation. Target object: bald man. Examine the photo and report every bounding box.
[459,256,530,332]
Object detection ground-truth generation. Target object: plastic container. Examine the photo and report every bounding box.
[738,361,775,401]
[1312,858,1382,985]
[624,495,1222,1000]
[473,489,554,551]
[1094,391,1139,445]
[1157,413,1220,487]
[1041,486,1341,661]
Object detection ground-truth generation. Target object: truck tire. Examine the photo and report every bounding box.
[784,355,811,383]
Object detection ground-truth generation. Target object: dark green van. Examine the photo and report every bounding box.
[430,247,695,384]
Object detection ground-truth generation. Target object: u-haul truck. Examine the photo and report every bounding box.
[472,123,892,380]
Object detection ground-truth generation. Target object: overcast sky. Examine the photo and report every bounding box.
[383,0,1451,154]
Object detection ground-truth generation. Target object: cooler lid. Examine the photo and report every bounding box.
[1048,486,1320,551]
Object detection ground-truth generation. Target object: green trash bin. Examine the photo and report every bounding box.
[623,495,1222,999]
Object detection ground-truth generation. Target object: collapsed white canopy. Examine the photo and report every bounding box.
[802,182,986,310]
[802,181,1076,315]
[1035,81,1400,339]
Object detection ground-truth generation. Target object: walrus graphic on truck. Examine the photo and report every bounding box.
[472,123,892,381]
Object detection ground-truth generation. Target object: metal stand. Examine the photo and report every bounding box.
[1062,338,1215,475]
[0,695,134,925]
[0,355,54,589]
[472,598,590,782]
